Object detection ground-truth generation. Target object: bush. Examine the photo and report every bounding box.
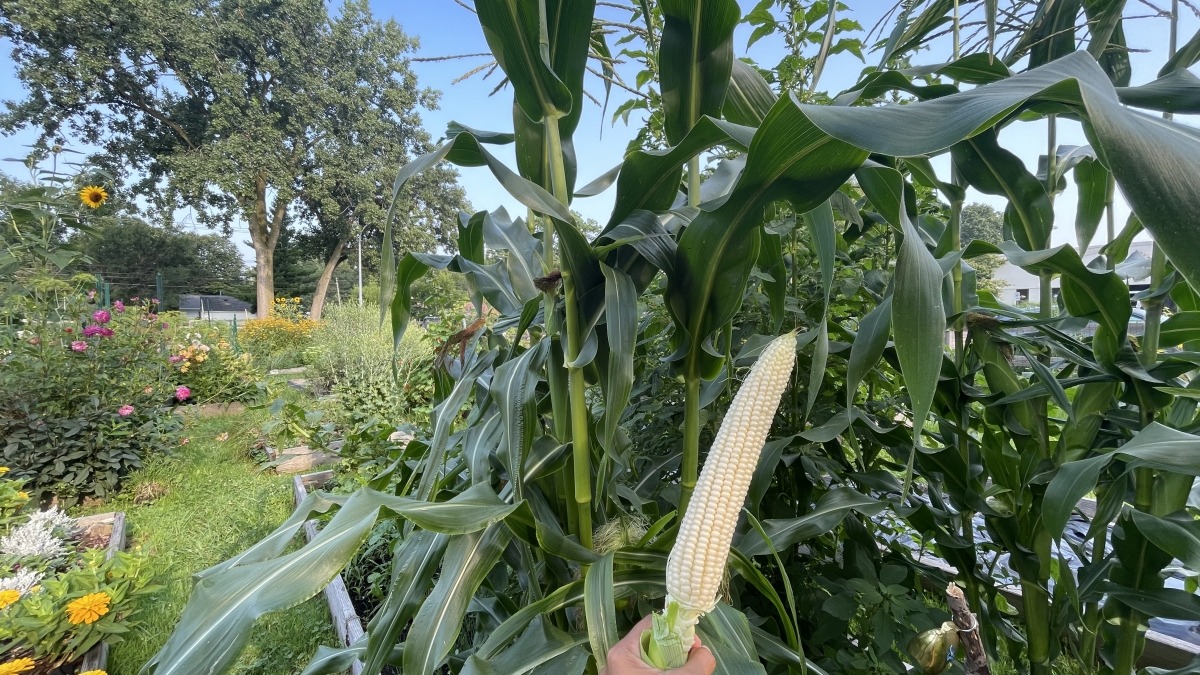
[239,298,317,363]
[167,331,261,403]
[0,296,184,504]
[309,303,433,425]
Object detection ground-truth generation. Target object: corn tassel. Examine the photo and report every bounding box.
[641,332,797,669]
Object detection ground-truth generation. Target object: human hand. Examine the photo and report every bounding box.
[600,615,717,675]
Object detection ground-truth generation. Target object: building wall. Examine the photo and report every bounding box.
[989,240,1155,305]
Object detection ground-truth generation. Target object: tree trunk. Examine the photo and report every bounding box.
[310,238,347,321]
[247,173,287,318]
[254,244,275,319]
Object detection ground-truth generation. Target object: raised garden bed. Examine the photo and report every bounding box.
[293,470,365,675]
[74,511,128,673]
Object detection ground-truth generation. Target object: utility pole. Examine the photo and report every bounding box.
[357,229,364,307]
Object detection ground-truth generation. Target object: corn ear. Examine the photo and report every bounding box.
[641,332,797,669]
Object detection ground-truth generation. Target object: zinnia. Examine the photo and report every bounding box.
[92,310,111,324]
[0,589,19,609]
[66,592,111,624]
[0,657,36,674]
[70,341,88,352]
[82,325,104,338]
[175,386,191,401]
[113,300,125,312]
[118,405,134,417]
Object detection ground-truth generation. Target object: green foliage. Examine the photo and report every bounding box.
[0,0,464,314]
[0,296,184,504]
[138,3,1200,675]
[75,410,342,674]
[309,303,434,425]
[74,217,250,307]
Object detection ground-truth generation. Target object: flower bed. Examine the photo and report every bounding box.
[0,471,157,674]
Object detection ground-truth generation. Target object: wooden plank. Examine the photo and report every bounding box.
[295,473,366,675]
[77,512,126,673]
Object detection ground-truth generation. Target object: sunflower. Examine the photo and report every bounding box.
[79,185,109,209]
[0,658,35,675]
[65,591,111,624]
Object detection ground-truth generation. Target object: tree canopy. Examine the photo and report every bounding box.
[1,0,464,316]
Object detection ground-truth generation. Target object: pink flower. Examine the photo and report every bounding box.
[64,327,73,334]
[114,300,125,312]
[99,327,114,337]
[180,437,190,446]
[175,386,191,401]
[168,355,183,363]
[83,324,104,337]
[143,386,154,395]
[28,336,40,346]
[146,313,158,321]
[151,298,160,305]
[130,296,140,303]
[161,322,169,330]
[117,405,135,417]
[70,340,88,352]
[86,289,97,302]
[93,310,111,324]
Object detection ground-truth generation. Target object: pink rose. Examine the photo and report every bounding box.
[118,405,135,417]
[175,386,191,401]
[70,340,88,352]
[93,310,111,324]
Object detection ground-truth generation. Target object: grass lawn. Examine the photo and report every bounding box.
[79,403,340,675]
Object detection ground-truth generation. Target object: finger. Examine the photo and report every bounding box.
[675,645,716,675]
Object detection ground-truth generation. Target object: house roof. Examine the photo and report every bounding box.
[178,294,252,312]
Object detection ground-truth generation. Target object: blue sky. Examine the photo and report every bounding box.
[1,2,1197,262]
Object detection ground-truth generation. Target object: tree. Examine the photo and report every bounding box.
[0,0,456,317]
[959,202,1007,294]
[74,218,249,307]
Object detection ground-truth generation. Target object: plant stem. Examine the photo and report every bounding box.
[679,375,701,514]
[563,270,593,550]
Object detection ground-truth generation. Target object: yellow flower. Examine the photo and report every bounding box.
[66,592,111,624]
[15,492,27,501]
[79,185,109,209]
[80,670,108,675]
[0,467,8,474]
[0,658,35,675]
[180,363,190,373]
[0,589,19,609]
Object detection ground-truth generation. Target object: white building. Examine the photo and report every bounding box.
[989,240,1156,307]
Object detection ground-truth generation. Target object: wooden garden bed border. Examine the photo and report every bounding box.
[74,511,127,673]
[293,470,365,675]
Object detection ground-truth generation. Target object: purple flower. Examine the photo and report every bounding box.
[83,325,104,338]
[169,355,183,363]
[175,386,191,401]
[70,340,88,352]
[99,327,114,337]
[114,300,125,312]
[92,310,111,324]
[117,405,135,417]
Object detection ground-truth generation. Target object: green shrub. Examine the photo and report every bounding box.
[0,296,183,504]
[309,303,433,425]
